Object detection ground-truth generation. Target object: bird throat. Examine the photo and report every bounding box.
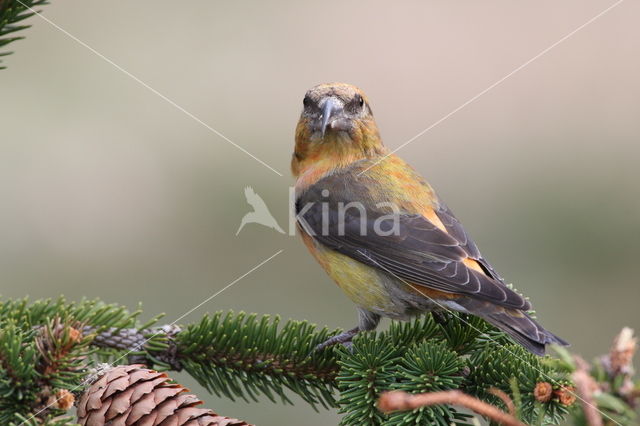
[292,125,384,178]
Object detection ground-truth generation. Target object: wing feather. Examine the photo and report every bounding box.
[297,172,530,310]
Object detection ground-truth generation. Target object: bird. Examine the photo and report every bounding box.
[236,186,285,235]
[291,82,568,356]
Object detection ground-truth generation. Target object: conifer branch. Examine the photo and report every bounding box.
[0,0,48,69]
[2,296,638,425]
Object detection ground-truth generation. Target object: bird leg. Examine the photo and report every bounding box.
[315,326,360,352]
[315,309,380,352]
[431,310,450,326]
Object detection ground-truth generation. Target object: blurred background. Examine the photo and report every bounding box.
[1,1,639,424]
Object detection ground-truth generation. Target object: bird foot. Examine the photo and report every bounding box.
[315,327,360,352]
[431,310,450,326]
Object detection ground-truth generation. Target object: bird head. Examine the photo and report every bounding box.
[292,83,384,176]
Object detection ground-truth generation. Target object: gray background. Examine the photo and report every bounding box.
[1,1,638,424]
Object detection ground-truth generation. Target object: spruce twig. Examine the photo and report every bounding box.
[0,0,48,69]
[378,390,527,426]
[573,356,603,426]
[12,297,639,425]
[489,386,517,417]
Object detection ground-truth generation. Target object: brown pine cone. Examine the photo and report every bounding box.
[77,364,251,426]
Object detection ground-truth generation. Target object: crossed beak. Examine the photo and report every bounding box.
[320,97,343,137]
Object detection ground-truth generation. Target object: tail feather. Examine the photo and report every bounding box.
[482,310,569,356]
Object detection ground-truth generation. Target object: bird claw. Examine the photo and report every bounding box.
[314,327,359,353]
[341,340,354,352]
[431,310,450,326]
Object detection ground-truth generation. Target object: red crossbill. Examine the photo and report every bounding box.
[292,82,567,356]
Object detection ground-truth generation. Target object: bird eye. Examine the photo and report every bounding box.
[357,95,364,108]
[303,96,312,108]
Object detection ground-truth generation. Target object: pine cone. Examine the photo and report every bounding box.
[77,364,251,426]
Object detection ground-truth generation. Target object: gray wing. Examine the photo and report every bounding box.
[297,176,529,310]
